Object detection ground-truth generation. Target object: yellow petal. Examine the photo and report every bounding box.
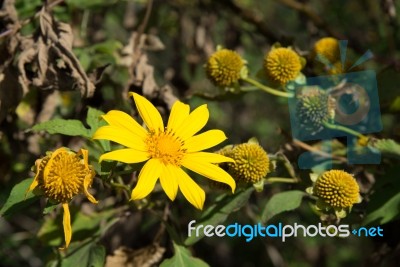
[93,126,147,151]
[78,148,90,169]
[182,158,236,193]
[185,130,227,152]
[83,168,98,204]
[101,110,148,139]
[175,104,209,140]
[185,152,234,163]
[62,203,72,249]
[26,160,42,197]
[130,92,164,132]
[159,164,179,201]
[176,167,205,210]
[99,148,150,163]
[167,101,190,132]
[131,159,162,200]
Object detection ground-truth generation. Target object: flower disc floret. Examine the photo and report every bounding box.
[228,143,270,183]
[263,47,301,85]
[206,49,244,87]
[313,170,360,209]
[146,129,186,166]
[296,88,335,133]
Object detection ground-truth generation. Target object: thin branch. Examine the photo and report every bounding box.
[292,139,348,163]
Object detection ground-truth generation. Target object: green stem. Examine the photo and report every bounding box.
[110,182,130,192]
[241,77,294,98]
[240,86,259,91]
[323,121,367,139]
[264,177,299,184]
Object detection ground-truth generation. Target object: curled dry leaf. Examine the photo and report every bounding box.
[0,0,23,123]
[105,244,165,267]
[121,31,179,114]
[17,7,96,98]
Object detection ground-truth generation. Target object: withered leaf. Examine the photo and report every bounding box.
[17,8,96,98]
[105,244,165,267]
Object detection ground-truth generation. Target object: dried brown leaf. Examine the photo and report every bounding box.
[17,8,96,98]
[105,244,165,267]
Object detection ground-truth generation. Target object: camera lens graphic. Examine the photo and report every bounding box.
[331,83,370,126]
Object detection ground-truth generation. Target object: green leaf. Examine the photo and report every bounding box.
[363,192,400,225]
[261,190,305,223]
[60,240,105,267]
[86,107,110,151]
[0,178,38,217]
[31,119,90,138]
[370,138,400,159]
[362,167,400,225]
[160,243,209,267]
[86,107,105,134]
[43,201,58,215]
[184,187,254,246]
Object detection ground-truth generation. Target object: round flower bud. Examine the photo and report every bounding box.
[205,49,244,87]
[296,87,335,134]
[263,47,302,85]
[313,37,340,63]
[228,143,270,183]
[313,170,360,209]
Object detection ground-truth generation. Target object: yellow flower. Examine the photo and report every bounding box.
[205,49,244,87]
[263,47,302,85]
[93,93,236,210]
[313,37,340,63]
[228,143,270,183]
[313,170,360,209]
[26,147,97,249]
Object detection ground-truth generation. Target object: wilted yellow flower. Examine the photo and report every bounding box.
[205,49,244,87]
[263,47,302,85]
[27,148,97,249]
[313,170,360,209]
[228,143,270,183]
[93,93,236,210]
[313,37,340,63]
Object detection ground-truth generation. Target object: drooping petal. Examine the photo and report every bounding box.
[99,148,150,163]
[175,104,209,140]
[83,169,98,204]
[93,126,147,151]
[61,203,72,249]
[26,159,42,197]
[101,110,148,139]
[131,159,162,200]
[159,164,179,201]
[167,101,190,132]
[182,158,236,193]
[176,167,205,210]
[184,152,234,163]
[130,93,164,132]
[185,130,227,152]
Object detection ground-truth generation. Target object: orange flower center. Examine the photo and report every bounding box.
[146,130,186,166]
